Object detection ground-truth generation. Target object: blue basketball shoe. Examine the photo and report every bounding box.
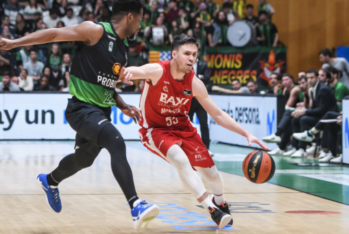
[131,200,159,231]
[36,174,62,213]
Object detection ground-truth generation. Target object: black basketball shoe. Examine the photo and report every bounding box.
[212,197,233,226]
[208,206,232,229]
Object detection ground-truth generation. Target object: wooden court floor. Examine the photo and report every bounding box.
[0,141,348,234]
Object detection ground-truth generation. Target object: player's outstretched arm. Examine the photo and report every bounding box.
[193,77,270,150]
[120,63,163,85]
[0,21,103,50]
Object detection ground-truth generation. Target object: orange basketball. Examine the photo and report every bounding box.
[242,150,275,184]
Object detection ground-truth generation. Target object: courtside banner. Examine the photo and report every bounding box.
[343,98,349,164]
[0,93,142,140]
[209,94,277,149]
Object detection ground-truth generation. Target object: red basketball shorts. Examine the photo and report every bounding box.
[139,125,215,168]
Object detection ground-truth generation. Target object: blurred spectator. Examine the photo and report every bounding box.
[195,2,211,27]
[178,0,194,13]
[148,0,170,13]
[14,13,31,37]
[61,8,78,26]
[77,7,89,23]
[267,72,283,94]
[0,72,21,91]
[4,0,24,26]
[326,66,349,112]
[1,25,15,39]
[97,6,111,22]
[0,15,16,36]
[61,53,71,76]
[212,79,250,94]
[48,43,61,72]
[169,20,182,43]
[320,48,349,88]
[144,16,168,46]
[34,18,43,31]
[149,0,160,25]
[206,0,219,18]
[222,2,235,25]
[43,65,60,89]
[34,74,55,91]
[18,69,34,91]
[190,0,202,20]
[256,11,278,47]
[93,0,104,16]
[247,79,260,94]
[87,13,96,23]
[138,79,145,92]
[23,0,43,20]
[244,4,259,27]
[192,21,205,49]
[232,0,246,20]
[257,0,275,18]
[127,42,148,67]
[23,49,44,81]
[318,68,331,85]
[166,0,179,25]
[56,20,65,28]
[298,71,306,79]
[44,9,60,28]
[61,70,70,91]
[10,75,24,91]
[207,11,229,47]
[53,0,68,17]
[16,43,35,69]
[0,49,15,76]
[140,10,151,36]
[177,8,191,36]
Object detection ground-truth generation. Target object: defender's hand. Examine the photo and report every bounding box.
[119,67,133,85]
[120,105,140,124]
[0,38,16,50]
[246,133,270,151]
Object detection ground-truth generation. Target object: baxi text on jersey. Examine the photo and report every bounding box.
[97,75,118,88]
[159,93,190,107]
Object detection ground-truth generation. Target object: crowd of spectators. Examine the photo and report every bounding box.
[0,0,279,92]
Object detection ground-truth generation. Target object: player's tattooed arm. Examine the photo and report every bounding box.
[113,90,140,123]
[119,64,163,86]
[192,76,269,150]
[0,21,103,50]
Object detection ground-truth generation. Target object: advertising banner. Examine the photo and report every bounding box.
[343,98,349,164]
[209,95,278,149]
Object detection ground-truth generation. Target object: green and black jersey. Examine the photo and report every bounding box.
[69,22,128,108]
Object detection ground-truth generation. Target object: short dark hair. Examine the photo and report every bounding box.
[112,0,144,18]
[21,69,28,75]
[298,75,307,82]
[319,48,333,58]
[171,34,199,51]
[29,49,37,54]
[320,69,332,79]
[325,66,340,75]
[2,71,10,77]
[66,8,73,13]
[232,79,241,84]
[282,73,294,81]
[246,4,254,9]
[259,10,268,17]
[306,68,319,77]
[40,75,50,81]
[270,72,281,81]
[247,79,256,85]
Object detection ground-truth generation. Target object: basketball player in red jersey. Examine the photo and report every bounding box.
[120,34,269,229]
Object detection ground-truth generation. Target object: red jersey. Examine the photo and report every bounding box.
[139,60,195,129]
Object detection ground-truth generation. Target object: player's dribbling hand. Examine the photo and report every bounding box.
[246,133,270,151]
[0,38,16,50]
[119,67,133,85]
[120,105,141,124]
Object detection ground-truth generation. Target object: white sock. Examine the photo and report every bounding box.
[132,199,142,208]
[49,185,58,189]
[214,194,225,205]
[201,196,215,209]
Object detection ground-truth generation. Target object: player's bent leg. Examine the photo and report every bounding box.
[166,145,232,229]
[37,134,101,213]
[195,166,233,225]
[97,123,159,230]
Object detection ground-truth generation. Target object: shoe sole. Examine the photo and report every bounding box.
[263,139,281,143]
[35,175,61,213]
[134,205,160,231]
[293,136,313,143]
[218,214,233,230]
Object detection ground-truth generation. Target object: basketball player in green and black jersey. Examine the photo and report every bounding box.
[0,0,159,230]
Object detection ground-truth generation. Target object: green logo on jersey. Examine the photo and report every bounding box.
[104,91,115,104]
[108,42,113,52]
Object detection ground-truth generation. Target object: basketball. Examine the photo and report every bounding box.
[242,151,275,184]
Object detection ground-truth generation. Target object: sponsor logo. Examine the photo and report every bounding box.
[164,81,170,84]
[345,117,349,148]
[183,89,191,96]
[108,41,113,52]
[112,63,121,75]
[266,110,275,135]
[163,86,168,92]
[161,108,180,114]
[248,154,261,179]
[195,154,206,161]
[97,75,117,88]
[159,93,190,107]
[108,35,116,41]
[259,50,285,84]
[98,119,108,125]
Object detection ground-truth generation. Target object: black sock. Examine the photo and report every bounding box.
[128,195,140,209]
[46,173,59,187]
